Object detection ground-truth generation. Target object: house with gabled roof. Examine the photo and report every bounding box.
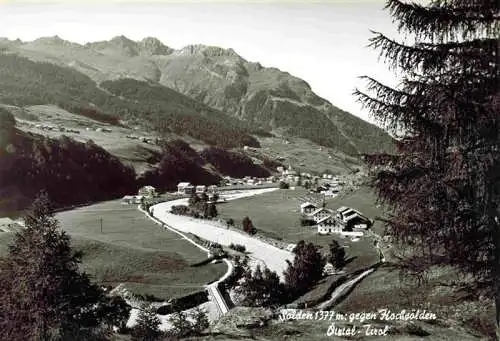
[177,182,195,195]
[300,202,317,214]
[308,207,333,222]
[336,206,372,230]
[317,215,340,234]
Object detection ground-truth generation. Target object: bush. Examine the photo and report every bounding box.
[279,182,290,189]
[242,216,257,235]
[300,218,316,227]
[170,205,190,216]
[229,243,246,252]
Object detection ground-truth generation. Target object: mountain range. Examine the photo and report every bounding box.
[0,35,394,156]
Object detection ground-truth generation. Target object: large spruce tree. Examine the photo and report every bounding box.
[355,0,499,338]
[0,192,129,340]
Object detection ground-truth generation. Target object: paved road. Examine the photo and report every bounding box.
[150,188,295,281]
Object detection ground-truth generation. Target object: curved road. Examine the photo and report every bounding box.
[150,188,295,281]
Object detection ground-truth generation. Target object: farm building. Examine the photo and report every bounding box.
[336,206,372,230]
[300,202,317,214]
[121,195,135,204]
[196,185,207,194]
[317,215,339,234]
[177,182,192,194]
[308,207,333,222]
[138,185,157,198]
[323,262,336,275]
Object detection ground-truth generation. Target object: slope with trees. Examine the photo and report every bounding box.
[1,37,396,155]
[200,147,271,178]
[0,113,136,214]
[0,53,259,149]
[0,193,131,341]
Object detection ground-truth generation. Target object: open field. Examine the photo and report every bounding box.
[216,186,381,306]
[217,187,380,262]
[257,136,362,175]
[0,199,226,299]
[217,187,320,241]
[152,188,294,281]
[8,104,166,174]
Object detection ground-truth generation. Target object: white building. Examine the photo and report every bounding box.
[208,185,218,193]
[138,185,157,198]
[308,208,333,222]
[196,185,207,194]
[300,202,317,215]
[317,215,337,234]
[284,166,297,176]
[177,182,194,194]
[336,206,372,230]
[121,195,135,204]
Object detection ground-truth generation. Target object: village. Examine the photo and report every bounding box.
[122,164,373,242]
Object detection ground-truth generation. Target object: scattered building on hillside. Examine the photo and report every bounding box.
[121,195,135,204]
[317,215,339,234]
[300,202,318,215]
[129,195,144,204]
[195,185,207,194]
[308,207,332,222]
[138,185,157,198]
[283,165,297,176]
[177,182,194,195]
[336,206,372,231]
[323,262,336,275]
[207,185,218,193]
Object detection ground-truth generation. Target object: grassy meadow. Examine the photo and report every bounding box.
[0,199,226,300]
[217,187,381,270]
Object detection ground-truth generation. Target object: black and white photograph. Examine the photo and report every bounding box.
[0,0,498,340]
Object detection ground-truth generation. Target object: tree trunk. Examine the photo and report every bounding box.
[495,216,500,341]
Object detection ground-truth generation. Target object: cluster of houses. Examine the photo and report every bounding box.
[122,185,158,204]
[90,127,113,133]
[27,122,80,134]
[276,165,301,184]
[300,201,372,236]
[312,177,343,197]
[177,182,219,195]
[219,176,277,187]
[125,134,161,145]
[275,165,343,196]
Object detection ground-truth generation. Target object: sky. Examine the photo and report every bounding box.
[0,0,403,124]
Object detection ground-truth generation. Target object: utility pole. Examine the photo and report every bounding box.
[100,218,103,233]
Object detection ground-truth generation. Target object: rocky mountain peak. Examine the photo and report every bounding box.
[175,44,241,58]
[85,35,139,57]
[32,35,77,47]
[137,37,173,56]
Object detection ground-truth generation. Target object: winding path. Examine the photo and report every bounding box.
[125,188,294,331]
[150,188,295,281]
[315,268,376,310]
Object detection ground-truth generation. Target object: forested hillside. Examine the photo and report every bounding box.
[200,147,271,178]
[0,53,259,148]
[138,140,221,192]
[1,37,396,156]
[0,109,136,215]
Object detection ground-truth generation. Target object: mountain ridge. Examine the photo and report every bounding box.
[0,35,394,156]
